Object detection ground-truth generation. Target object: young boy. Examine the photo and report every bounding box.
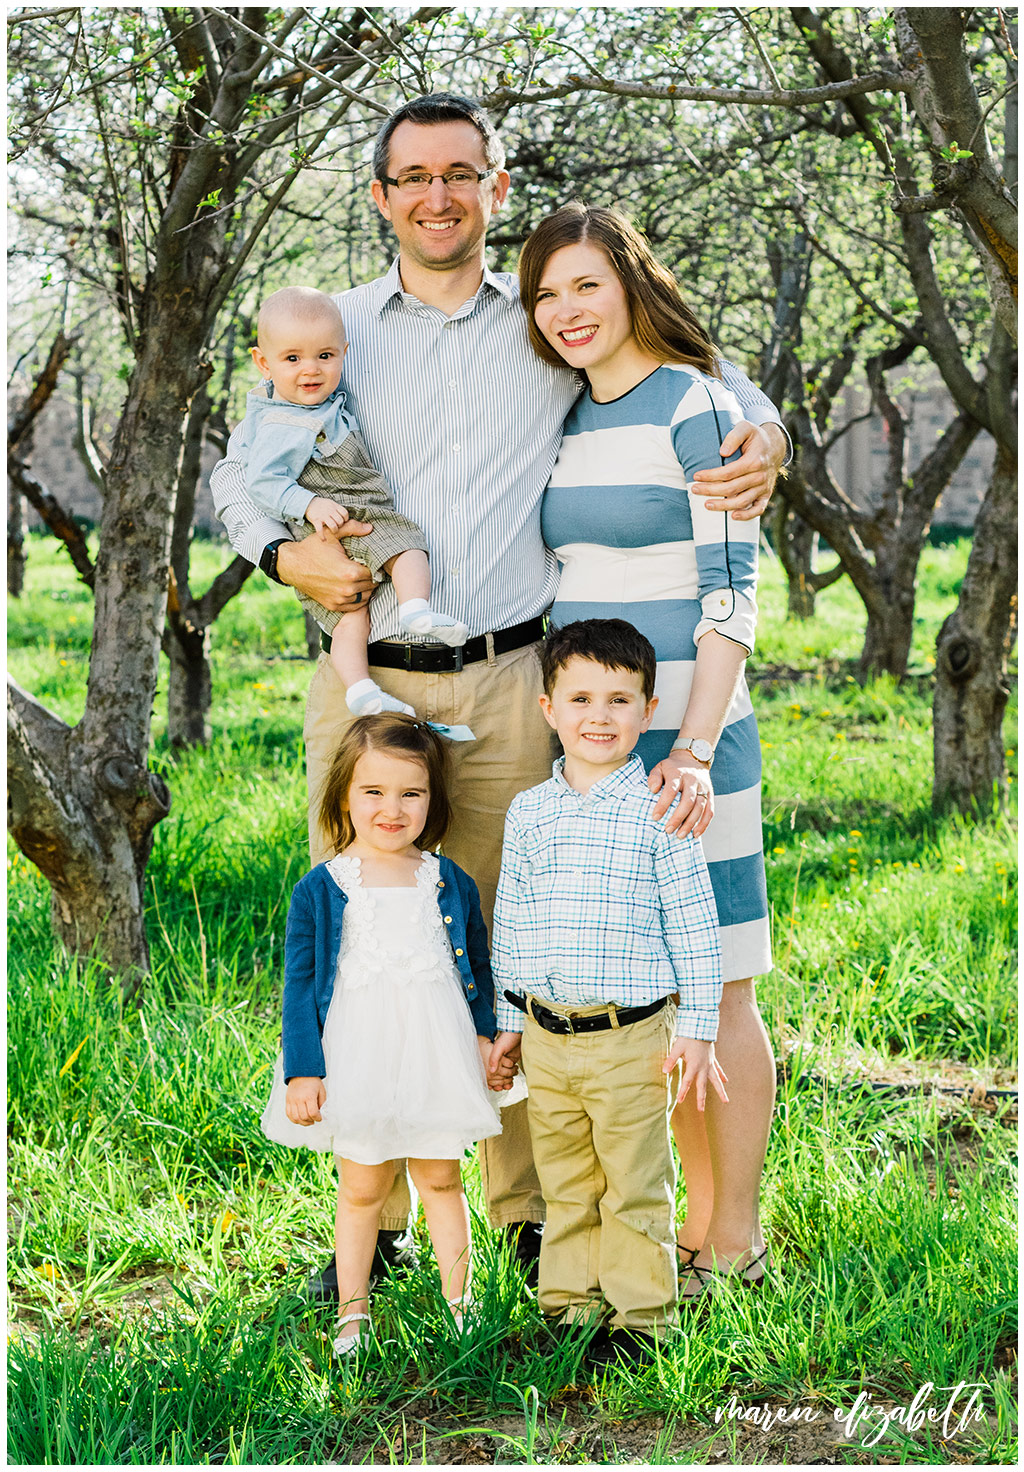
[228,285,467,715]
[489,618,726,1360]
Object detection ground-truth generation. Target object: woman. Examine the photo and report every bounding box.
[518,203,775,1296]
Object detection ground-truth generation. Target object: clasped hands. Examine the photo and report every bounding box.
[489,1032,729,1109]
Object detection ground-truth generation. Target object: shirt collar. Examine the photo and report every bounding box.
[246,381,347,412]
[372,256,516,316]
[551,752,646,800]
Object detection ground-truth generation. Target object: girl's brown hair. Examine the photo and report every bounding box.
[318,713,453,855]
[518,203,720,378]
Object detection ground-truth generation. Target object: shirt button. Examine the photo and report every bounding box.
[452,444,461,453]
[448,380,457,388]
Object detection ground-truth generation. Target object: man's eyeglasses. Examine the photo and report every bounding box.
[382,168,496,195]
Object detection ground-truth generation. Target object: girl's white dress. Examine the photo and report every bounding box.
[260,851,506,1164]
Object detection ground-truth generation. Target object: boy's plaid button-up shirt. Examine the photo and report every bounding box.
[492,754,722,1040]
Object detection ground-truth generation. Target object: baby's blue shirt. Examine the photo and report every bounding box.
[227,383,360,522]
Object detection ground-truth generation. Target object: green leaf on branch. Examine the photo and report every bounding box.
[939,142,974,163]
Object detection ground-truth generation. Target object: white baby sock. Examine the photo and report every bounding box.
[345,679,415,717]
[398,598,469,648]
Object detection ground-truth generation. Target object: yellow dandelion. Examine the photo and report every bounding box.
[176,1193,189,1209]
[220,1209,237,1233]
[773,846,785,855]
[850,830,862,838]
[33,1263,60,1282]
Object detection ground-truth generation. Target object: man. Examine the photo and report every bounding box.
[212,93,788,1299]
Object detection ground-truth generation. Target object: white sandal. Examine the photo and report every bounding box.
[332,1311,371,1358]
[447,1295,473,1333]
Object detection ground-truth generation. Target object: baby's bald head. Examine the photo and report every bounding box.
[251,286,347,406]
[256,286,345,349]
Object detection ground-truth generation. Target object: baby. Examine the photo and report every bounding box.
[233,286,467,714]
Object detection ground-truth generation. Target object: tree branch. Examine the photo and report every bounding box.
[480,70,911,113]
[7,462,96,589]
[8,329,75,453]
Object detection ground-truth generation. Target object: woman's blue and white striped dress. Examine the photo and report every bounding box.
[544,364,772,981]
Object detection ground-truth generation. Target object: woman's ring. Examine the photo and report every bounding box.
[354,591,362,604]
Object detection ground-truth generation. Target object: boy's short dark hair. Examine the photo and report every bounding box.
[541,619,657,702]
[372,93,505,185]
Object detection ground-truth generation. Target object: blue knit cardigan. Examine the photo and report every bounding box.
[281,855,497,1081]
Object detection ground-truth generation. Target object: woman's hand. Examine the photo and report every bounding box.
[276,527,376,612]
[285,1076,326,1125]
[648,752,715,837]
[692,421,787,521]
[664,1037,729,1111]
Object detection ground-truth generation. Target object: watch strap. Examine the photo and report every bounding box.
[259,538,289,585]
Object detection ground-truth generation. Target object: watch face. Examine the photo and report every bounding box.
[689,739,713,763]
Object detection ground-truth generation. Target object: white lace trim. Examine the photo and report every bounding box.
[325,851,456,989]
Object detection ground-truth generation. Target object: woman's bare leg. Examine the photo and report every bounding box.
[670,978,775,1280]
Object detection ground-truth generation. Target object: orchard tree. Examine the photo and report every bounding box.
[6,4,443,981]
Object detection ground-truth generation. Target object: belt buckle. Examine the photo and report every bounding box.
[562,1011,576,1036]
[451,645,463,672]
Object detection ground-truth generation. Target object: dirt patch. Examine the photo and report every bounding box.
[342,1391,1002,1465]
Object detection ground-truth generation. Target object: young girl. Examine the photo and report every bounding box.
[261,714,503,1356]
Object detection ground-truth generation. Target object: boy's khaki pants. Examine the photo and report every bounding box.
[304,641,558,1228]
[521,999,678,1331]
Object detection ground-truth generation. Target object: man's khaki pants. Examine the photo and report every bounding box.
[304,640,558,1228]
[521,1000,678,1331]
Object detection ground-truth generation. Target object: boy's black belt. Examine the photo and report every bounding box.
[320,615,544,673]
[504,991,668,1036]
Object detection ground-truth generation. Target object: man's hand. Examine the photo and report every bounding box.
[648,754,715,837]
[304,495,351,541]
[276,527,376,613]
[285,1076,326,1125]
[692,421,787,521]
[488,1032,522,1090]
[664,1037,729,1111]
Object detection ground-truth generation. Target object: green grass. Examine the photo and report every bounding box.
[6,533,1018,1464]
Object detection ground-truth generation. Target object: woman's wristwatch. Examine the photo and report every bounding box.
[671,737,715,767]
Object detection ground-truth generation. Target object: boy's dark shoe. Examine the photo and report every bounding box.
[303,1229,418,1305]
[587,1327,661,1370]
[499,1221,543,1288]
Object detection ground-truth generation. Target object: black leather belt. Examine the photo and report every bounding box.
[320,616,544,673]
[504,991,668,1036]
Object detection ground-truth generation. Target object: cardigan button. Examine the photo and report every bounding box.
[437,880,444,887]
[455,948,464,957]
[444,915,452,924]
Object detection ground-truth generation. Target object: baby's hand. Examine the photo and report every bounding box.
[664,1037,729,1112]
[304,496,350,541]
[285,1075,326,1125]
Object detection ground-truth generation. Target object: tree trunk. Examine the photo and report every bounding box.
[8,476,26,597]
[859,580,915,681]
[166,616,213,748]
[932,447,1018,815]
[304,611,322,660]
[165,385,213,749]
[7,677,170,989]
